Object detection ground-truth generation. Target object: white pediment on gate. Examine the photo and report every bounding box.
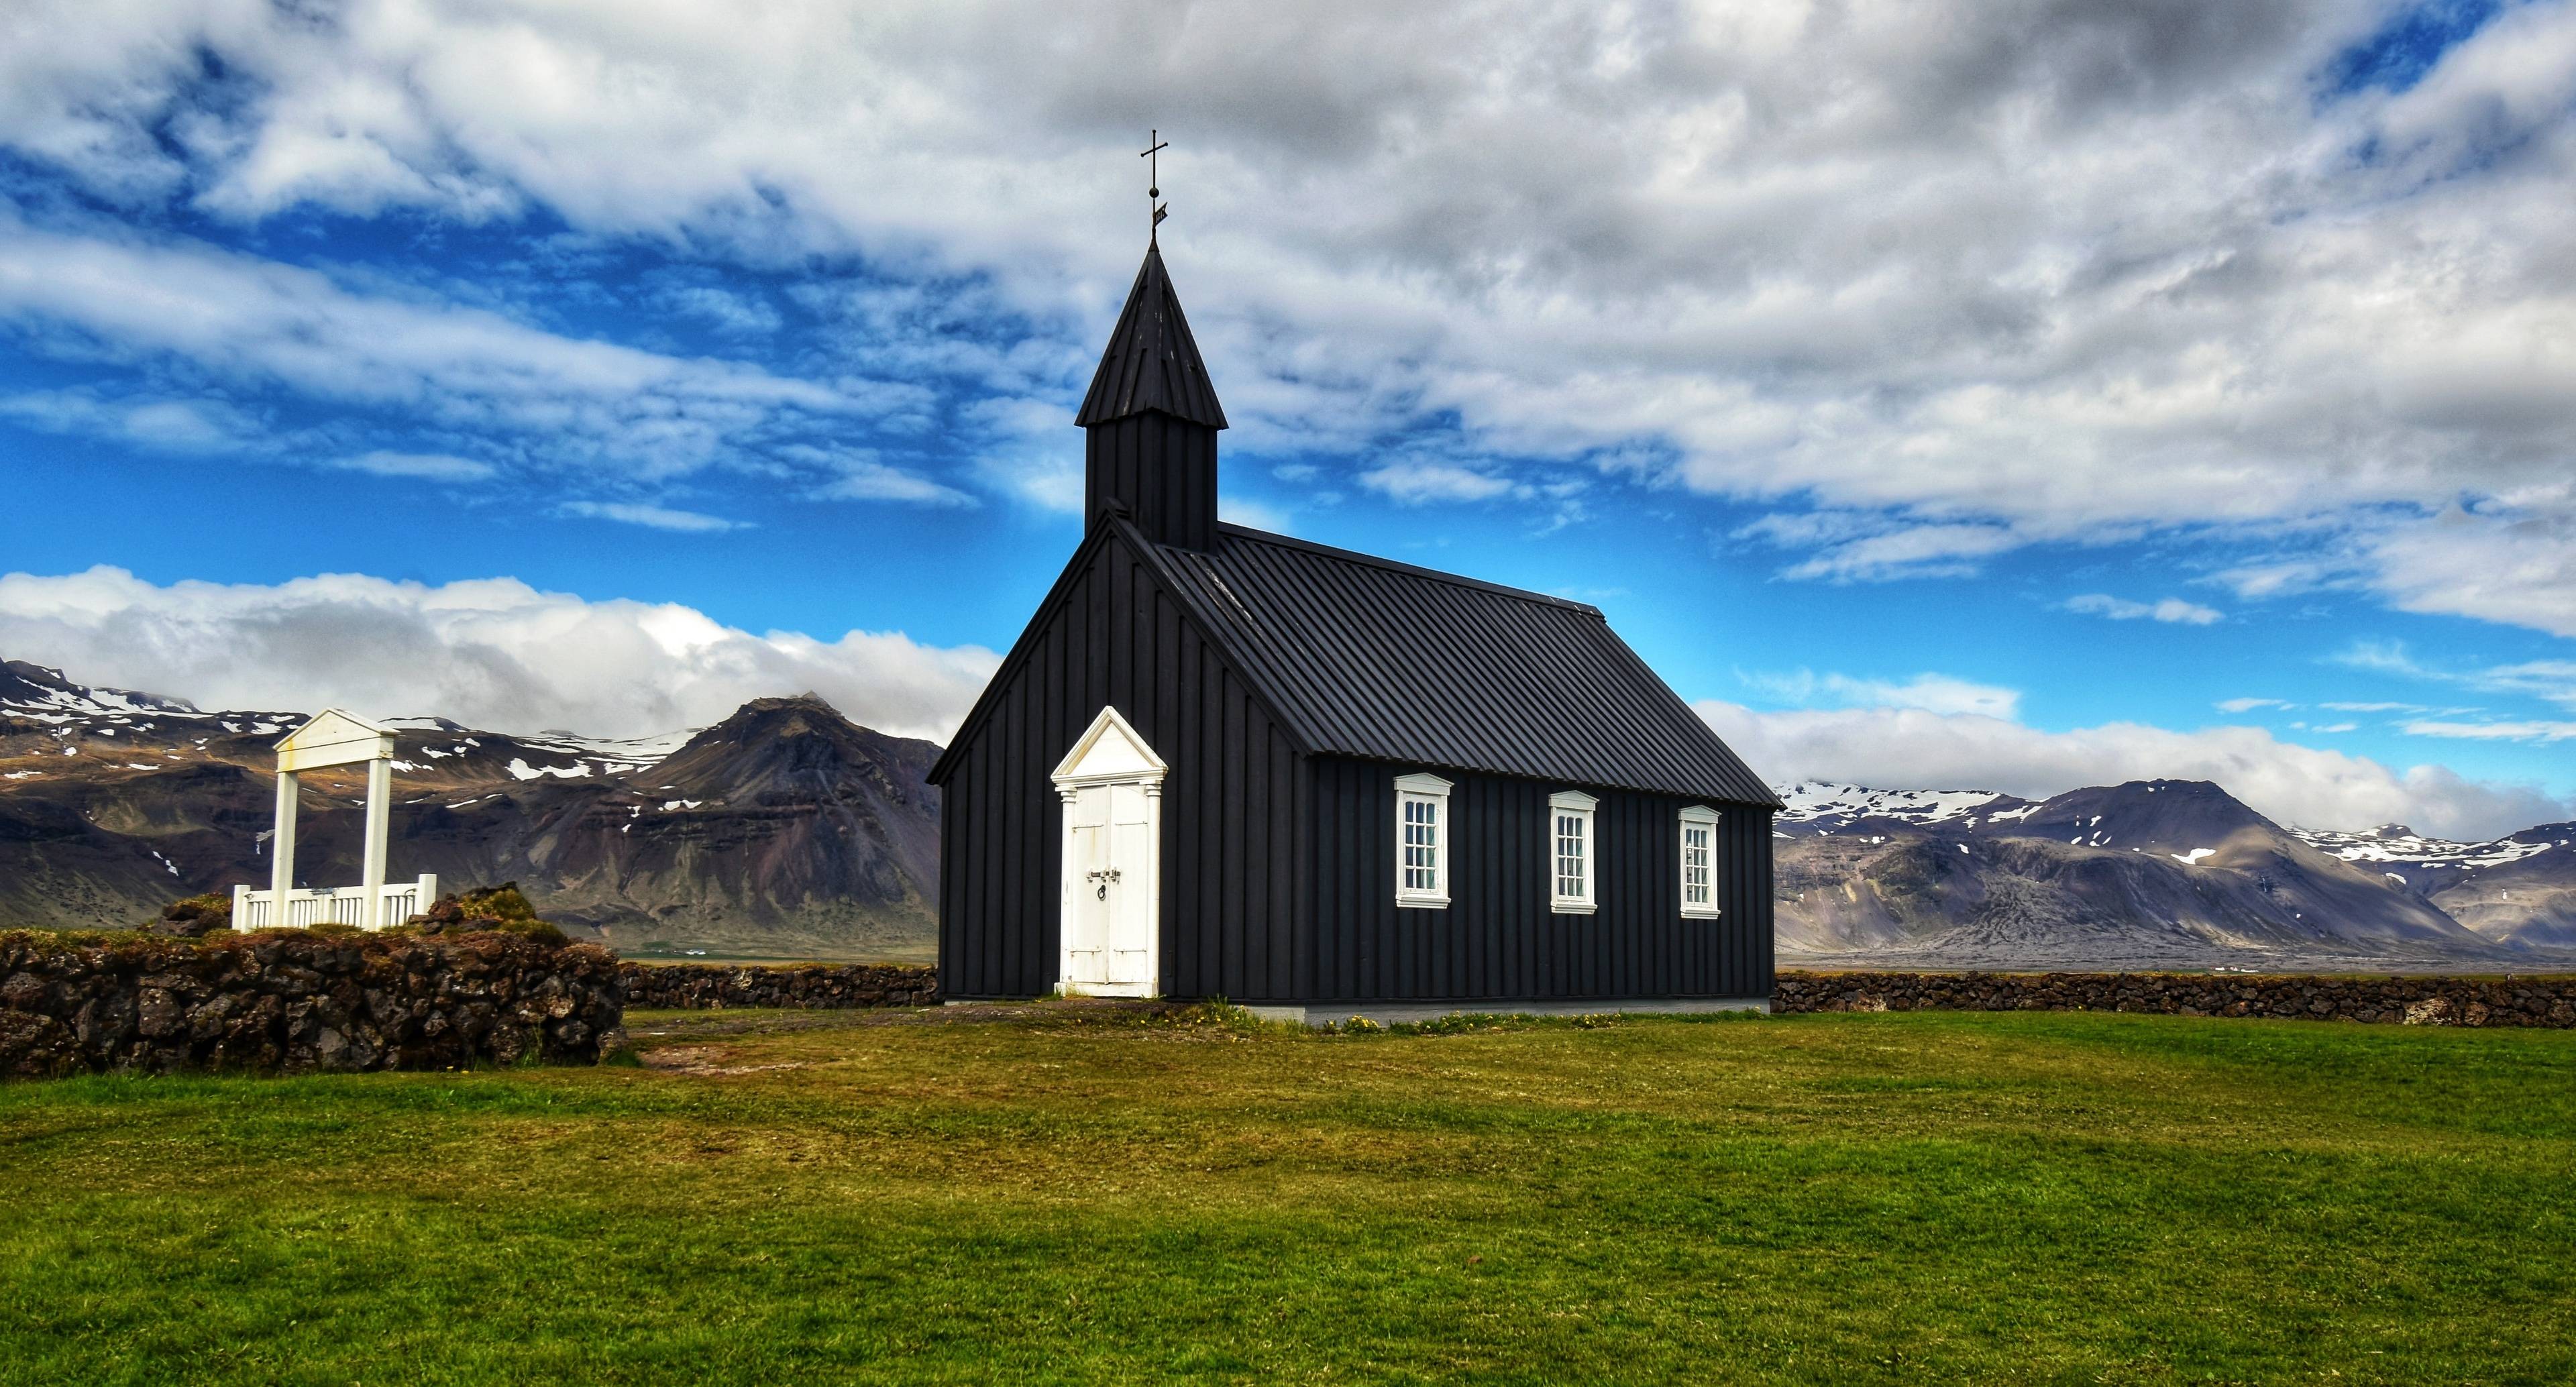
[274,708,396,771]
[1051,705,1168,786]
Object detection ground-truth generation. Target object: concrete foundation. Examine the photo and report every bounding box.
[1240,997,1772,1027]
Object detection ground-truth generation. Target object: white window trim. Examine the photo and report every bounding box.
[1548,789,1598,915]
[1395,772,1452,908]
[1678,804,1723,919]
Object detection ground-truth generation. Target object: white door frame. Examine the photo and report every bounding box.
[1050,706,1167,998]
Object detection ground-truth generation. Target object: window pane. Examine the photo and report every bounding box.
[1555,812,1587,899]
[1401,794,1442,894]
[1682,822,1711,905]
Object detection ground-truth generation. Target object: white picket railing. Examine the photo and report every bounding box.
[231,875,438,932]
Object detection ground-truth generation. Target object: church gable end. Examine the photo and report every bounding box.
[933,520,1306,1002]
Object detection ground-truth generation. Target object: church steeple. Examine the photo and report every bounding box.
[1078,243,1226,549]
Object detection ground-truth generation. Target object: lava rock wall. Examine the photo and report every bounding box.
[1775,969,2576,1025]
[0,930,625,1078]
[619,962,936,1010]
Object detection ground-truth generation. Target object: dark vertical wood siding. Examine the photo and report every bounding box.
[938,530,1303,1000]
[1083,413,1217,551]
[1305,757,1772,1003]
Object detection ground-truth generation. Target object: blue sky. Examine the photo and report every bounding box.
[2,0,2572,838]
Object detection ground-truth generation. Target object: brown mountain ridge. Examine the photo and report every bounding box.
[0,661,938,958]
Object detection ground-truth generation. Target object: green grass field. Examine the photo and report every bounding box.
[3,1005,2570,1385]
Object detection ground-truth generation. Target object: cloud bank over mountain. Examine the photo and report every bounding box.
[0,559,2556,840]
[1697,698,2567,842]
[0,566,997,744]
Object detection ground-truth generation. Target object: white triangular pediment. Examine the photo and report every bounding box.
[1051,705,1168,785]
[274,708,396,770]
[277,708,395,748]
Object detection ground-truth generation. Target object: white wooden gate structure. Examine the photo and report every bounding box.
[231,709,428,932]
[231,877,437,930]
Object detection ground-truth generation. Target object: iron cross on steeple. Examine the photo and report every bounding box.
[1142,130,1169,241]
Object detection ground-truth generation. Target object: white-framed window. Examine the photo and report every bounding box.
[1549,790,1597,914]
[1395,772,1452,908]
[1679,804,1721,918]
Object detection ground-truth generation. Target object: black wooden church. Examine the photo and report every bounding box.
[927,240,1779,1021]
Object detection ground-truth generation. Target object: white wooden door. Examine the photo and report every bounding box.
[1052,706,1165,999]
[1061,781,1157,995]
[1102,783,1155,988]
[1065,786,1114,986]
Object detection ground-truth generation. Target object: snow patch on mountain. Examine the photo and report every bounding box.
[1774,782,2017,830]
[518,728,700,773]
[505,758,593,781]
[2295,824,2559,871]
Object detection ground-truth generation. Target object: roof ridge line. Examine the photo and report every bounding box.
[1208,523,1603,615]
[1110,518,1332,755]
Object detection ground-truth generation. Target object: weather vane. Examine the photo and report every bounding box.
[1142,129,1169,242]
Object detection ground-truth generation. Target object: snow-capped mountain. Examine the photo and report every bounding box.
[0,660,205,720]
[1771,777,2574,965]
[2295,822,2576,950]
[1,661,697,785]
[2296,822,2565,875]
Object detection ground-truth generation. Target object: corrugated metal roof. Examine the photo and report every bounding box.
[1074,244,1229,429]
[1139,524,1780,806]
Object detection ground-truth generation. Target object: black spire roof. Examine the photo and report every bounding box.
[1075,244,1228,429]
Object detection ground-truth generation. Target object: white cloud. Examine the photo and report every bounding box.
[2367,501,2576,639]
[1,388,263,453]
[2334,639,2432,678]
[657,284,783,337]
[0,565,998,743]
[1217,494,1295,533]
[2402,719,2576,744]
[558,501,747,533]
[1774,524,2020,584]
[2067,594,2224,625]
[806,459,978,508]
[331,450,494,482]
[1697,699,2568,840]
[2332,639,2576,712]
[2216,697,2292,714]
[2481,661,2576,709]
[1358,460,1517,505]
[0,216,860,478]
[1741,668,2020,720]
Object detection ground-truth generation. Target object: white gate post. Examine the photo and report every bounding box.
[260,709,400,930]
[360,757,391,929]
[270,768,300,905]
